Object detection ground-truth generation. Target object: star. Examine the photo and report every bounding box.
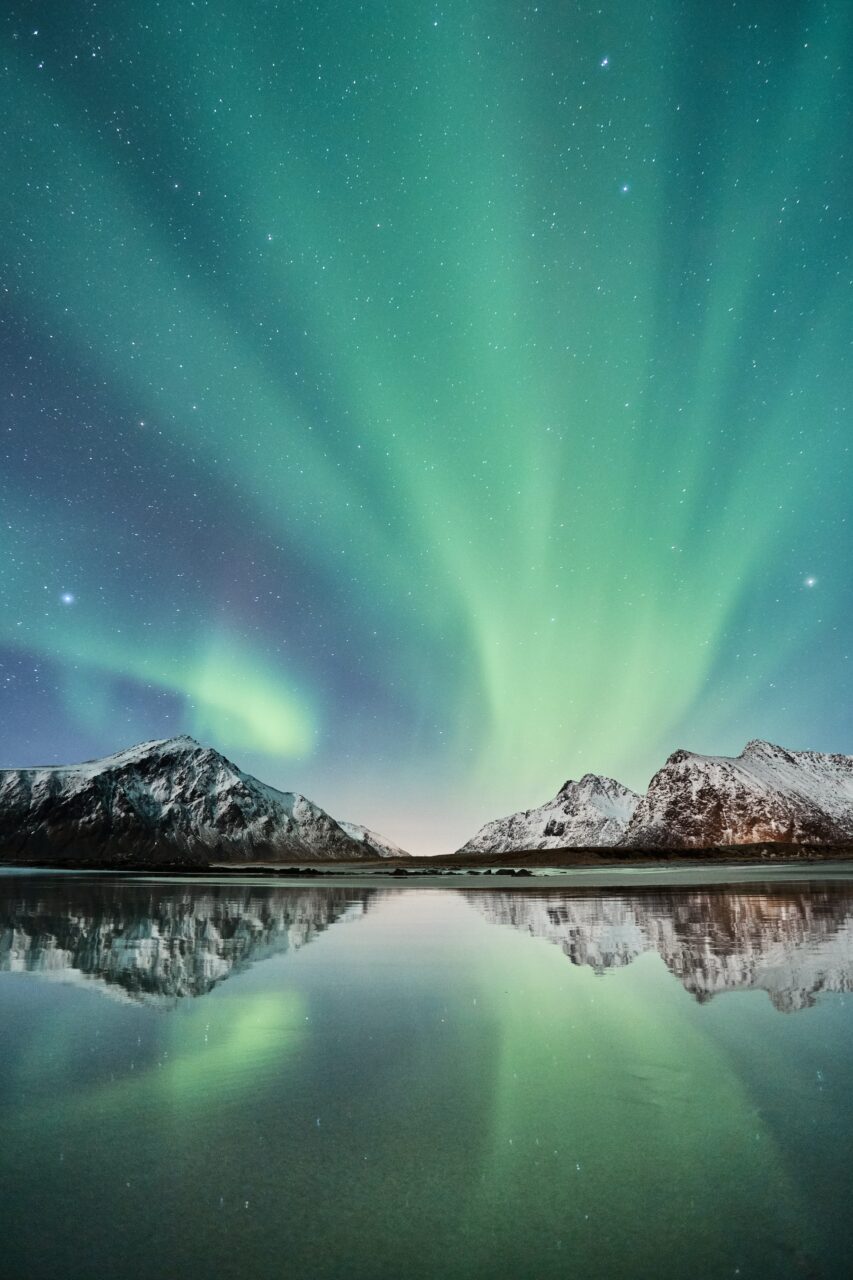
[0,0,848,857]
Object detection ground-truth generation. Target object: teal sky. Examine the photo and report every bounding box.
[1,1,851,852]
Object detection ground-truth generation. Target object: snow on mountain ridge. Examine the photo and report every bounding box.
[2,735,203,782]
[0,737,377,864]
[455,740,853,855]
[556,773,639,820]
[623,739,853,848]
[338,821,411,859]
[3,735,852,861]
[456,773,642,855]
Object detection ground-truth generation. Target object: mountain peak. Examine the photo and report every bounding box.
[663,747,698,767]
[624,741,853,848]
[0,738,380,865]
[142,734,212,755]
[742,738,784,757]
[665,741,789,769]
[457,772,640,856]
[66,735,217,778]
[93,734,205,762]
[558,773,628,799]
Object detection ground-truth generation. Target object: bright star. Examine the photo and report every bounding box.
[620,183,630,194]
[804,576,817,588]
[60,592,75,605]
[600,56,609,68]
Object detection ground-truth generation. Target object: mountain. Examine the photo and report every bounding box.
[0,736,380,865]
[623,740,853,849]
[4,734,851,866]
[455,774,641,856]
[338,821,410,859]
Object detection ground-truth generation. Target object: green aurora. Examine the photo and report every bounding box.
[1,1,850,850]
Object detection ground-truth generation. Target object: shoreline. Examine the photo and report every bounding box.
[2,841,853,883]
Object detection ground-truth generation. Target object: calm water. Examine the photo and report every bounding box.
[2,869,853,1279]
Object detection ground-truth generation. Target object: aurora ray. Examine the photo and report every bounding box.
[1,1,850,851]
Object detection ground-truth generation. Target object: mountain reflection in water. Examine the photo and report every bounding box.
[0,877,374,1002]
[1,874,852,1011]
[469,884,853,1011]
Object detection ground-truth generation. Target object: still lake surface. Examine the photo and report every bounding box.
[2,867,853,1279]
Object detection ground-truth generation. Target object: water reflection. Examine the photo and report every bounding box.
[0,876,375,1003]
[469,883,853,1011]
[2,874,853,1012]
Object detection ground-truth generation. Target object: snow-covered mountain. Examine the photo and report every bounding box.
[623,740,853,849]
[455,774,641,855]
[0,736,380,865]
[338,821,410,859]
[3,734,851,865]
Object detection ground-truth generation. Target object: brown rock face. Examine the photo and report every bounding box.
[622,740,853,849]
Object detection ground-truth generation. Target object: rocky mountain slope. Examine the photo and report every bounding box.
[455,740,853,855]
[456,774,641,855]
[0,737,383,865]
[2,734,851,864]
[623,740,853,849]
[338,821,410,859]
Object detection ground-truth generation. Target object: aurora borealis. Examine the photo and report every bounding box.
[1,1,851,852]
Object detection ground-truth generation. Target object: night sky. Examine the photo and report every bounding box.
[1,1,851,853]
